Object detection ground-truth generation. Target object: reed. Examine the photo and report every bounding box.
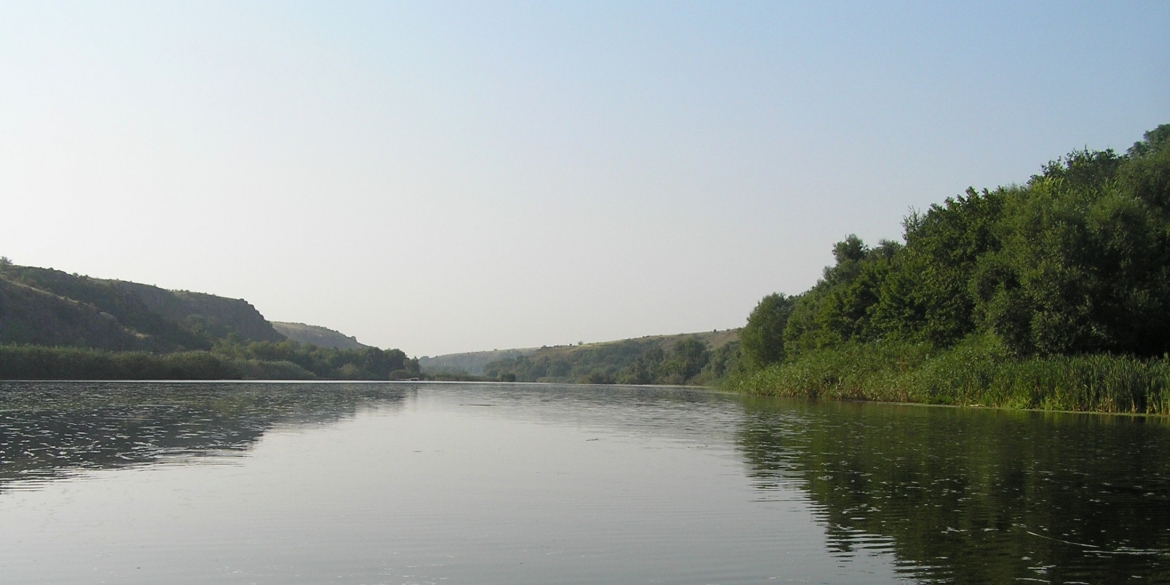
[0,345,243,380]
[729,338,1170,415]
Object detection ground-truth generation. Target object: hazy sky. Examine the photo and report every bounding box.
[2,1,1168,356]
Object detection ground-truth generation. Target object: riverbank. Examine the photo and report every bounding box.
[726,337,1170,415]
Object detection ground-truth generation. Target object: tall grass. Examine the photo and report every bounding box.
[0,345,315,380]
[728,337,1170,414]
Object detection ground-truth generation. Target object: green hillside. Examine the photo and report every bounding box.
[0,265,211,351]
[113,281,285,343]
[0,277,144,350]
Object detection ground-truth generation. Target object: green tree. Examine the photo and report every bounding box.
[740,293,796,370]
[869,188,1004,346]
[671,336,710,380]
[972,142,1170,356]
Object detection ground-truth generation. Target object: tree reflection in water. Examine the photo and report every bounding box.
[737,397,1170,584]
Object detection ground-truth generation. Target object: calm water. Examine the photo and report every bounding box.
[1,382,1168,584]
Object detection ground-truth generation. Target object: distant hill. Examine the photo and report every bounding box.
[0,263,283,351]
[523,330,740,361]
[271,322,368,350]
[419,348,536,375]
[431,329,741,385]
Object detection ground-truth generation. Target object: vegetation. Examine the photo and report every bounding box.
[0,345,249,380]
[731,335,1170,413]
[211,338,419,380]
[0,342,420,381]
[730,124,1170,414]
[0,340,421,382]
[482,331,739,386]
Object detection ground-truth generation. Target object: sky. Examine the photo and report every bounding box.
[2,1,1168,356]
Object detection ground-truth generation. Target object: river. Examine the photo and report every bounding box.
[0,381,1167,584]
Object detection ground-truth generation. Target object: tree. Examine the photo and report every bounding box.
[671,336,710,380]
[972,140,1170,356]
[740,293,796,371]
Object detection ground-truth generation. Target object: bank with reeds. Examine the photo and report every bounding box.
[726,338,1170,415]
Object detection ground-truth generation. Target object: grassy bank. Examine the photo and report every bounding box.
[727,337,1170,415]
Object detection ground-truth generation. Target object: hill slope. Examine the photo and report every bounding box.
[0,277,144,350]
[0,266,215,351]
[0,264,283,351]
[112,281,284,343]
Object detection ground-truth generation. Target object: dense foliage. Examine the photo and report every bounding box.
[805,125,1169,356]
[733,124,1170,411]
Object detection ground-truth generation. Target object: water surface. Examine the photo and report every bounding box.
[0,381,1167,584]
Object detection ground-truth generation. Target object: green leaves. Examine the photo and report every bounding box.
[747,123,1170,362]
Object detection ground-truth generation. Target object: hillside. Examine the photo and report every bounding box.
[113,281,285,343]
[478,329,740,385]
[0,263,280,351]
[271,322,368,350]
[0,277,144,350]
[0,266,213,351]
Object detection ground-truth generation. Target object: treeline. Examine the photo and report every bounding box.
[0,341,421,381]
[483,334,740,385]
[731,124,1170,414]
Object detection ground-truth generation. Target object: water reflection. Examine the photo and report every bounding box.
[0,381,409,489]
[738,398,1170,584]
